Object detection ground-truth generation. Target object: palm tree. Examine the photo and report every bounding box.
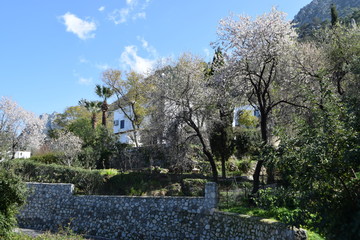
[95,85,113,127]
[79,99,102,129]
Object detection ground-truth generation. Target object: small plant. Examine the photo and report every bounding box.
[99,168,119,177]
[0,169,27,239]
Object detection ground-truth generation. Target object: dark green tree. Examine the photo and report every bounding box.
[277,85,360,239]
[0,169,27,238]
[207,47,235,179]
[79,99,102,129]
[331,4,339,27]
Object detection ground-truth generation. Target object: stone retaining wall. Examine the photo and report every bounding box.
[18,182,306,240]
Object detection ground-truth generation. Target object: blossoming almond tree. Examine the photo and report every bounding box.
[149,54,220,182]
[217,8,303,193]
[49,130,83,167]
[0,97,46,159]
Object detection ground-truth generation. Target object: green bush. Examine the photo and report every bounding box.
[29,153,62,164]
[181,179,207,196]
[0,169,27,238]
[102,172,172,195]
[1,159,104,194]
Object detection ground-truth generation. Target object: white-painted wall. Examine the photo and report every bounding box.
[113,107,140,145]
[14,151,31,159]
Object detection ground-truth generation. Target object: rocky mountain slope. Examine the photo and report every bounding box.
[293,0,360,25]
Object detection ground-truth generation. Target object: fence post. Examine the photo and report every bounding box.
[205,182,218,209]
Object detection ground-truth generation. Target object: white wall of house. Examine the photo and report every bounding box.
[113,107,141,146]
[14,151,31,159]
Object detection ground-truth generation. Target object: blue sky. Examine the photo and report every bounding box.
[0,0,312,116]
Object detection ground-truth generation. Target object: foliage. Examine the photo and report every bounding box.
[53,106,92,128]
[217,8,302,191]
[149,54,220,182]
[1,159,104,194]
[101,172,174,196]
[29,153,62,165]
[78,100,102,129]
[181,178,207,196]
[95,84,113,127]
[236,110,259,128]
[233,127,261,158]
[99,168,119,177]
[9,233,85,240]
[206,47,236,179]
[222,206,324,240]
[9,225,86,240]
[275,92,360,239]
[46,130,83,167]
[0,169,27,238]
[102,69,150,147]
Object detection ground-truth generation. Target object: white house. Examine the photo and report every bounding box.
[14,151,31,159]
[113,106,142,146]
[112,103,260,146]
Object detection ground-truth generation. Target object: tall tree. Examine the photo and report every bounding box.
[217,8,303,193]
[331,4,339,27]
[79,99,102,129]
[150,54,219,182]
[206,47,235,179]
[102,69,150,147]
[95,85,113,127]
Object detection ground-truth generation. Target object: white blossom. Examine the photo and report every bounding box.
[0,97,46,159]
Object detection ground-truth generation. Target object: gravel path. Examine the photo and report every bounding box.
[14,228,45,237]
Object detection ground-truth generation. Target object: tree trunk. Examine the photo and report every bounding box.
[91,114,97,129]
[221,156,226,179]
[204,148,218,183]
[102,110,107,127]
[189,119,218,183]
[252,159,264,194]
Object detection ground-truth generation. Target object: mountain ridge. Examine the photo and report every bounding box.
[293,0,360,25]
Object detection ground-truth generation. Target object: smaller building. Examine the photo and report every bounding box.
[14,151,31,159]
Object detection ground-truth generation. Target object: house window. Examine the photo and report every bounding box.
[120,120,125,129]
[114,120,119,126]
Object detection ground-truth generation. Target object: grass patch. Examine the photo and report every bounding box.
[9,231,85,240]
[222,206,325,240]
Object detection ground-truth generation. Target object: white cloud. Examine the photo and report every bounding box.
[78,77,93,85]
[109,8,130,24]
[98,6,105,12]
[61,12,96,40]
[126,0,137,6]
[109,0,149,25]
[79,56,88,63]
[133,12,146,20]
[137,36,157,56]
[95,63,111,70]
[120,45,155,75]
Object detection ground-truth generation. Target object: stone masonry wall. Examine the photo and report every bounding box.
[18,182,307,240]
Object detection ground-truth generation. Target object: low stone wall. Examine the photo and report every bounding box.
[18,182,306,240]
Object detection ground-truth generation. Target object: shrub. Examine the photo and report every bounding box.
[1,159,104,194]
[102,172,171,195]
[29,153,62,164]
[181,179,207,196]
[0,169,27,238]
